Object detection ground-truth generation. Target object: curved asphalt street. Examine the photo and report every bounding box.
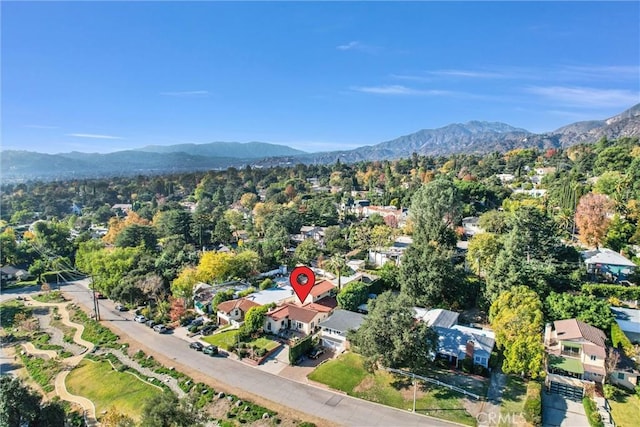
[4,279,460,427]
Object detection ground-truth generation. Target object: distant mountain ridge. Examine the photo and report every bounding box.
[2,104,639,182]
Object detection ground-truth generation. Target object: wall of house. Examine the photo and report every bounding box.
[610,371,638,390]
[264,317,286,334]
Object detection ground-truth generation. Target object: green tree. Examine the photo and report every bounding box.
[489,286,544,378]
[409,178,461,247]
[0,375,43,427]
[478,209,511,234]
[242,305,270,336]
[139,392,200,427]
[337,281,369,311]
[115,224,157,250]
[604,214,635,252]
[294,238,321,265]
[350,292,438,371]
[466,232,502,277]
[545,292,614,331]
[400,242,464,308]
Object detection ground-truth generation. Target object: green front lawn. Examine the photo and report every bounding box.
[308,353,476,425]
[609,390,640,427]
[202,330,239,350]
[66,359,163,421]
[202,330,279,352]
[499,375,529,426]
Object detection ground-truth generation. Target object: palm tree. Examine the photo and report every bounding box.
[325,254,348,291]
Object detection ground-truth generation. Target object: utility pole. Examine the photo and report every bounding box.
[412,374,417,412]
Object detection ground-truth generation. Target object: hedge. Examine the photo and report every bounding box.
[583,396,604,427]
[289,335,313,365]
[523,381,542,426]
[581,283,640,301]
[611,323,635,357]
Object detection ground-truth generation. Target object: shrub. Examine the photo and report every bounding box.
[603,384,617,400]
[523,381,542,426]
[611,323,635,357]
[259,278,274,290]
[583,396,604,427]
[461,357,473,374]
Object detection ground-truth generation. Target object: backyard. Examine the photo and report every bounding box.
[308,352,478,425]
[202,330,279,353]
[66,359,163,421]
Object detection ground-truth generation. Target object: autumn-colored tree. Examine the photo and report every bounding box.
[196,251,234,282]
[575,193,615,248]
[101,406,135,427]
[169,297,186,322]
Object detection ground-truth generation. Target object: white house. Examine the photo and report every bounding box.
[216,298,260,326]
[319,309,366,352]
[264,304,328,336]
[582,248,637,282]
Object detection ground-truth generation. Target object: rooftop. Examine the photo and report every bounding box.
[246,285,295,306]
[554,318,607,348]
[216,298,260,314]
[319,309,366,334]
[268,304,320,324]
[582,248,637,268]
[310,280,336,297]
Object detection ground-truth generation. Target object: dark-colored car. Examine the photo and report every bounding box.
[189,341,204,351]
[115,304,128,312]
[203,345,218,356]
[309,347,325,359]
[201,324,218,336]
[145,319,157,328]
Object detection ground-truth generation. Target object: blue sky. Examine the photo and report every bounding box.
[2,1,639,154]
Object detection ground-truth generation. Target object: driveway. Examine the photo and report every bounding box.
[543,390,588,427]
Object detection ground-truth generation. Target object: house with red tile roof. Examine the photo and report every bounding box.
[300,279,336,305]
[264,303,330,336]
[216,298,260,326]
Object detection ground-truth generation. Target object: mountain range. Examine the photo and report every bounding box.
[2,104,639,182]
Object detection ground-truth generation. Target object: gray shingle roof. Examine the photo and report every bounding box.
[319,309,366,334]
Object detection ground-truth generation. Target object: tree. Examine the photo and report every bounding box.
[400,242,464,308]
[337,281,369,311]
[0,375,43,427]
[603,214,635,252]
[350,292,438,371]
[101,406,135,427]
[242,305,269,336]
[409,178,462,247]
[115,224,157,250]
[489,286,544,378]
[294,238,321,265]
[324,254,348,290]
[171,267,198,307]
[545,292,614,331]
[575,193,615,248]
[466,232,502,277]
[196,251,234,283]
[139,392,200,427]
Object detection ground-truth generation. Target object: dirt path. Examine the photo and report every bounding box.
[22,298,98,426]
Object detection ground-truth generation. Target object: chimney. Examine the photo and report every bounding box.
[544,323,553,346]
[465,340,475,359]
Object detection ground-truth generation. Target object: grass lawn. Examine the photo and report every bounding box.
[308,353,476,425]
[203,330,239,350]
[202,330,279,352]
[609,390,640,427]
[66,359,163,421]
[499,375,529,427]
[0,300,31,328]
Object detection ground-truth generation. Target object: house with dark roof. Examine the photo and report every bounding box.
[319,309,366,352]
[216,298,260,326]
[582,248,637,282]
[414,308,494,368]
[544,319,607,398]
[610,349,640,391]
[0,266,31,282]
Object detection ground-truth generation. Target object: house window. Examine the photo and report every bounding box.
[267,323,271,331]
[590,355,596,361]
[297,322,303,329]
[617,372,625,380]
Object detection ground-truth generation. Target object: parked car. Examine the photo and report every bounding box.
[189,341,204,351]
[145,319,157,328]
[309,347,325,359]
[115,304,128,312]
[201,324,218,336]
[134,315,147,323]
[153,324,168,334]
[189,317,205,327]
[94,292,106,299]
[203,345,218,356]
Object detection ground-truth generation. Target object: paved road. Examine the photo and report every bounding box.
[46,279,459,427]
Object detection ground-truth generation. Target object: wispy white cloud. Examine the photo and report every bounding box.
[24,124,58,129]
[426,69,508,79]
[526,86,640,108]
[556,65,640,81]
[66,133,123,140]
[351,85,453,96]
[336,41,379,53]
[160,90,209,97]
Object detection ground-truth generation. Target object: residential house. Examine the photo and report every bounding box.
[544,319,607,398]
[368,235,413,267]
[462,217,483,237]
[361,205,409,228]
[300,280,336,305]
[582,248,637,282]
[610,350,640,390]
[245,284,296,307]
[216,298,260,326]
[264,304,328,336]
[0,266,31,282]
[292,226,325,243]
[611,306,640,344]
[111,203,133,214]
[415,308,495,369]
[319,309,366,352]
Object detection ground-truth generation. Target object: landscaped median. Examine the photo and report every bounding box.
[307,352,478,426]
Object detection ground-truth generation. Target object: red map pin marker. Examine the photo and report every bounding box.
[289,266,316,304]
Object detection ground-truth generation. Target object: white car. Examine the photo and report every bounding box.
[134,314,147,323]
